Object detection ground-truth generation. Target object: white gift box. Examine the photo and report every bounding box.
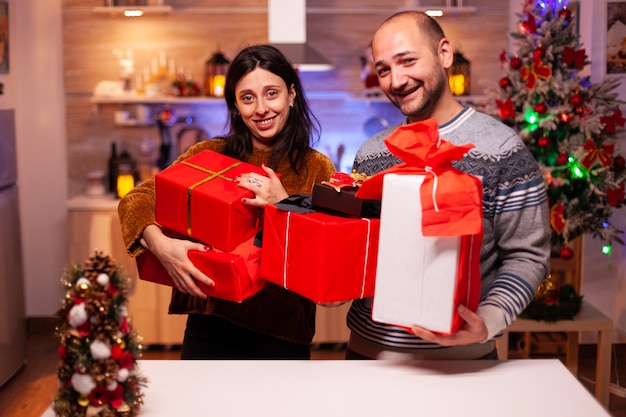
[371,174,481,335]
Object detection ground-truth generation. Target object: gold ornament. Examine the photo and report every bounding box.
[75,281,91,296]
[77,394,90,407]
[534,272,559,303]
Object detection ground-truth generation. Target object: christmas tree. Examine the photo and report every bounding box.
[54,251,147,417]
[482,0,626,258]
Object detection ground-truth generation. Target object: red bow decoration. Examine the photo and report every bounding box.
[600,108,626,134]
[607,183,625,208]
[550,203,566,235]
[563,46,586,70]
[523,13,538,33]
[499,50,508,64]
[321,171,368,190]
[581,139,615,169]
[355,118,482,237]
[520,58,552,89]
[496,98,515,120]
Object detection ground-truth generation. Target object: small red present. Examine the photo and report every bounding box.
[155,149,267,252]
[135,235,265,303]
[260,204,379,303]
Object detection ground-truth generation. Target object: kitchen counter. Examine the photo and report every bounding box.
[67,194,120,211]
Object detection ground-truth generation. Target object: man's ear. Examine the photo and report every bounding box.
[439,38,454,70]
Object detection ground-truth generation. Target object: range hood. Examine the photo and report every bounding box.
[268,0,333,72]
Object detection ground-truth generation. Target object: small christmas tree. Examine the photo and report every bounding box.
[482,0,626,258]
[54,251,147,417]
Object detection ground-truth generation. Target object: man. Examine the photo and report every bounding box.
[346,11,551,360]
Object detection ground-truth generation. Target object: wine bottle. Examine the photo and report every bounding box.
[107,142,118,194]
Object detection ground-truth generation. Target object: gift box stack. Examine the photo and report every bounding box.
[260,171,381,304]
[136,149,267,302]
[356,119,484,335]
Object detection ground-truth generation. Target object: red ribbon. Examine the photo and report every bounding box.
[355,118,483,237]
[607,183,625,208]
[600,108,626,134]
[563,46,586,70]
[550,203,565,235]
[520,58,552,89]
[581,139,614,170]
[496,98,515,120]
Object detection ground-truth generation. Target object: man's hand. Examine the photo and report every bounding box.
[410,304,488,346]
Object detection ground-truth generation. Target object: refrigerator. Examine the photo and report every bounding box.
[0,109,26,387]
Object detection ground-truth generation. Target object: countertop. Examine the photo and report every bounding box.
[67,194,120,211]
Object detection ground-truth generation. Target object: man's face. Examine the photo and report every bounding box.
[371,17,448,121]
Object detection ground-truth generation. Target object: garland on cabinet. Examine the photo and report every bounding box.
[53,251,147,417]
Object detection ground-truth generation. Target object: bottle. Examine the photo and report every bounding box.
[107,142,119,194]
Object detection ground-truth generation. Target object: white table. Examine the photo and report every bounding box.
[41,359,609,417]
[497,301,613,408]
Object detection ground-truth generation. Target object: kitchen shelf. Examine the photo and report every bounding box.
[93,6,174,16]
[90,95,224,105]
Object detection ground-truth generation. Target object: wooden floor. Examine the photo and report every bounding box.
[1,318,625,417]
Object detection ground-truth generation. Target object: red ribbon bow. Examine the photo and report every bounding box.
[356,118,483,237]
[550,203,565,235]
[496,98,516,120]
[581,139,615,169]
[600,108,626,134]
[563,46,586,70]
[520,58,552,89]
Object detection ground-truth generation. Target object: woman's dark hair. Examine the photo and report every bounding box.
[222,44,320,175]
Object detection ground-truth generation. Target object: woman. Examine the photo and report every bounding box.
[118,44,336,359]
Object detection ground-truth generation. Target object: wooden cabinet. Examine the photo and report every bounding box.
[67,195,186,346]
[67,195,350,347]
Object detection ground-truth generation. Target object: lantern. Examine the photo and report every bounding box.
[115,149,137,199]
[448,51,471,96]
[204,50,230,97]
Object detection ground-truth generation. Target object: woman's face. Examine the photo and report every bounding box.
[234,67,296,149]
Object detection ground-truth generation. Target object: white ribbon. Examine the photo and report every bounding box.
[424,166,440,213]
[282,211,291,289]
[360,218,372,299]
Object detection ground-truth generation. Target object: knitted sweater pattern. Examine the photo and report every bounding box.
[347,107,551,348]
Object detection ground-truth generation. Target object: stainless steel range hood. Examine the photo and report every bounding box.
[268,0,333,72]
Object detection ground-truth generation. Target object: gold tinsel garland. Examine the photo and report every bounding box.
[54,251,147,417]
[519,273,583,322]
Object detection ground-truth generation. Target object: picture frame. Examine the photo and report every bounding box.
[606,0,626,74]
[0,1,8,74]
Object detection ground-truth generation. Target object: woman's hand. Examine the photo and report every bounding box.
[236,164,289,207]
[141,225,215,299]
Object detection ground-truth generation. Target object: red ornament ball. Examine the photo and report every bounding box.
[510,56,523,70]
[570,94,583,107]
[559,7,572,20]
[533,47,545,61]
[614,155,626,170]
[534,103,547,115]
[557,153,569,166]
[560,246,574,260]
[537,136,551,149]
[499,77,511,88]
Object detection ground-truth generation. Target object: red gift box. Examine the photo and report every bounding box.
[155,149,267,252]
[135,236,265,303]
[260,204,379,303]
